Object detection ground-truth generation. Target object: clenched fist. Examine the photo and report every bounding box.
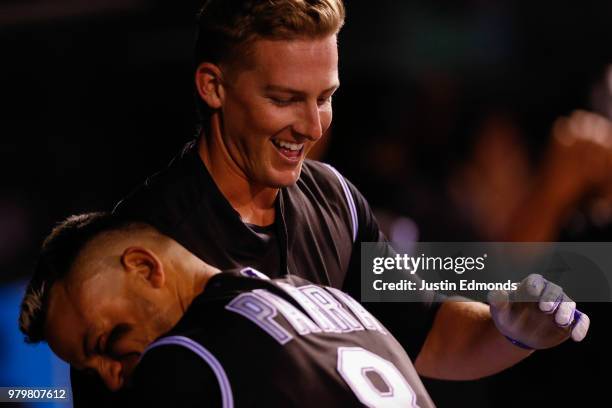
[488,274,590,350]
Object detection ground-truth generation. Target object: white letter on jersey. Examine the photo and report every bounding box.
[253,289,322,336]
[300,286,364,333]
[277,282,341,332]
[326,287,387,335]
[337,347,418,408]
[225,293,293,345]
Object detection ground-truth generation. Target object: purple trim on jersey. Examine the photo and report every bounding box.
[323,163,358,243]
[239,267,270,280]
[143,336,234,408]
[226,293,294,345]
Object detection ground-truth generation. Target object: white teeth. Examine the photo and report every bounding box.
[274,140,303,151]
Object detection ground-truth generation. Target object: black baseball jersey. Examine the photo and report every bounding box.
[113,141,439,354]
[127,268,436,408]
[70,141,441,407]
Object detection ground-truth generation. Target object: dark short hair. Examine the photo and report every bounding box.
[19,212,147,344]
[194,0,346,128]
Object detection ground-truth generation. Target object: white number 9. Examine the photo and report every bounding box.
[337,347,418,408]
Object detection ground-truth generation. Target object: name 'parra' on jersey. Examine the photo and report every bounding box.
[133,268,436,408]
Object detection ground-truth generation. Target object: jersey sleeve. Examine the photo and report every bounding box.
[126,345,222,408]
[340,176,444,360]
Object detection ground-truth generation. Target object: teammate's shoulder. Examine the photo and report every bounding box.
[113,141,204,226]
[117,141,199,201]
[301,159,343,180]
[298,160,352,195]
[129,342,222,407]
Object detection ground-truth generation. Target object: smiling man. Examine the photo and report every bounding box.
[192,0,341,227]
[196,35,339,191]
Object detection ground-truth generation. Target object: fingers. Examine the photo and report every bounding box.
[554,298,576,327]
[538,282,590,342]
[537,280,580,329]
[521,274,588,332]
[505,274,590,345]
[538,281,563,313]
[553,117,574,146]
[571,310,590,342]
[556,110,612,147]
[569,110,612,146]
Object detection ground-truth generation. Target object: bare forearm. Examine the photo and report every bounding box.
[415,301,533,380]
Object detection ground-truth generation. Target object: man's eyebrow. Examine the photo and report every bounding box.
[264,84,340,96]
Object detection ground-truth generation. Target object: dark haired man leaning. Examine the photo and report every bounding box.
[21,212,439,407]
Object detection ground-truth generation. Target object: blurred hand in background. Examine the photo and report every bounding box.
[506,110,612,241]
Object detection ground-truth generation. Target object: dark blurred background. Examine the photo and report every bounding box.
[2,1,612,407]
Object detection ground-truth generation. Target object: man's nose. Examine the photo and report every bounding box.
[294,102,324,141]
[99,360,124,392]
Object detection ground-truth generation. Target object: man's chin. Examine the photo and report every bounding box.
[260,161,303,188]
[268,170,302,188]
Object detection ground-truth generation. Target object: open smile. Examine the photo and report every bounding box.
[271,138,305,162]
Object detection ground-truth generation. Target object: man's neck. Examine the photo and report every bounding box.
[197,117,278,226]
[176,254,221,314]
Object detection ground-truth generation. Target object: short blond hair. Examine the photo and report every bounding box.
[194,0,346,124]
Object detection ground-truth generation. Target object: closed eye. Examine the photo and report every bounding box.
[103,324,133,358]
[317,88,338,106]
[317,96,333,106]
[269,96,297,106]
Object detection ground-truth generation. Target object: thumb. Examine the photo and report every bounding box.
[488,289,510,313]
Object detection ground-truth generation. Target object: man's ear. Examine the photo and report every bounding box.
[195,62,225,109]
[120,247,165,289]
